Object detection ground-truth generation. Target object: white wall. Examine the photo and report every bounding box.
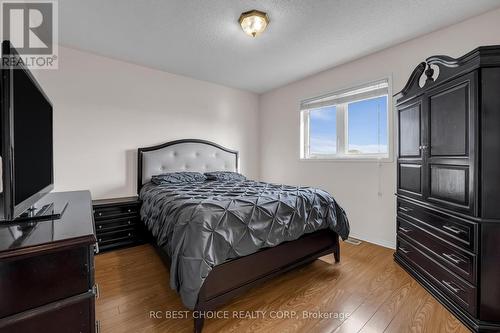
[33,47,260,199]
[30,8,500,248]
[259,8,500,248]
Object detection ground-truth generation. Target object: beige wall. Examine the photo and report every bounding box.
[33,47,260,199]
[259,8,500,248]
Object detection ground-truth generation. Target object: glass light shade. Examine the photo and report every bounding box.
[239,10,269,37]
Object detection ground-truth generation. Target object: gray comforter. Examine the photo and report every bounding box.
[140,179,349,309]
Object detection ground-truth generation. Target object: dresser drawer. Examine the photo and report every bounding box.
[95,216,140,233]
[397,237,477,315]
[0,246,91,318]
[94,204,139,220]
[397,199,477,252]
[0,295,94,333]
[397,217,476,284]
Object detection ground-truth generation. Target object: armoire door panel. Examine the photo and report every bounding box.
[398,102,421,157]
[429,164,469,207]
[399,163,422,196]
[429,82,470,157]
[423,71,476,215]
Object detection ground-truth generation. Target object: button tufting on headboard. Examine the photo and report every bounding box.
[139,140,238,186]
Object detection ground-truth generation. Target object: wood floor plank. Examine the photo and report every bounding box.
[333,256,411,333]
[95,241,470,333]
[358,278,416,332]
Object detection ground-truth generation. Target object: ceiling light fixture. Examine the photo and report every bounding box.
[239,10,269,37]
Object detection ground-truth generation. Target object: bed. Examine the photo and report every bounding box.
[137,139,349,333]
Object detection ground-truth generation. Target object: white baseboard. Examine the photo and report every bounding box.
[346,233,396,249]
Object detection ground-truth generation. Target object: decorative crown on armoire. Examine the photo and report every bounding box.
[394,45,500,333]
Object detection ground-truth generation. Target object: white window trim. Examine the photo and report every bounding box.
[299,77,394,163]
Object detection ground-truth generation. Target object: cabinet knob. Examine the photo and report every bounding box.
[127,221,131,225]
[98,225,102,229]
[127,209,131,213]
[128,233,131,237]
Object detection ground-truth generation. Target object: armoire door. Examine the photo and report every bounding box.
[424,71,477,215]
[397,98,425,200]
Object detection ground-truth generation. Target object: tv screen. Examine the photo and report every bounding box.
[0,41,54,221]
[13,66,53,206]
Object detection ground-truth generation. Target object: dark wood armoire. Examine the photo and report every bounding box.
[395,45,500,332]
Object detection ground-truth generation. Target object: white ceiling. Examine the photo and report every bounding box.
[59,0,500,93]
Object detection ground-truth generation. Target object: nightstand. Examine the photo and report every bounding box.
[92,196,147,253]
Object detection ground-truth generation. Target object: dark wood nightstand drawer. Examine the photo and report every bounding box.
[96,227,140,243]
[397,198,477,252]
[397,237,477,316]
[397,217,476,284]
[95,216,140,233]
[94,204,139,220]
[99,238,146,253]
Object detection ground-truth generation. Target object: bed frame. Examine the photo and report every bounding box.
[137,139,340,333]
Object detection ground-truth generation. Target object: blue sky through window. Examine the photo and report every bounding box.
[347,96,388,154]
[309,106,336,154]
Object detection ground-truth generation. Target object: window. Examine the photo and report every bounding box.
[300,79,390,160]
[309,106,337,155]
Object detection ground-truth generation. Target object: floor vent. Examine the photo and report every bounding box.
[345,237,362,246]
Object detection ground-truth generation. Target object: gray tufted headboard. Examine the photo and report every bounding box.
[137,139,239,192]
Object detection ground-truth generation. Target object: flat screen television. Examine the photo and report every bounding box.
[0,41,55,222]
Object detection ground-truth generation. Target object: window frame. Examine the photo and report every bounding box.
[300,77,393,162]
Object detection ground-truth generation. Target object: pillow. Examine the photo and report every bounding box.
[151,172,207,185]
[204,171,246,182]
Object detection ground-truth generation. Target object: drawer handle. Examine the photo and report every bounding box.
[128,233,132,237]
[93,283,100,299]
[443,225,464,235]
[127,221,131,225]
[399,246,411,254]
[127,209,132,213]
[94,242,100,254]
[96,320,101,333]
[398,206,413,213]
[399,226,412,233]
[98,225,102,229]
[442,280,462,293]
[98,212,102,216]
[442,253,463,265]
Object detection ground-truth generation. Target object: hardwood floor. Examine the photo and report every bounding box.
[95,241,470,333]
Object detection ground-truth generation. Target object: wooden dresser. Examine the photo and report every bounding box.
[93,196,147,253]
[395,46,500,332]
[0,191,98,333]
